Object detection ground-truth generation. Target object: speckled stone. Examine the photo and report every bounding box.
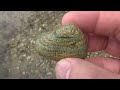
[36,24,88,61]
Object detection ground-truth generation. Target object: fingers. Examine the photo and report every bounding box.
[55,58,120,79]
[62,11,107,52]
[105,37,120,57]
[56,11,120,79]
[87,33,108,51]
[62,11,99,33]
[62,11,120,37]
[62,11,120,57]
[88,57,120,73]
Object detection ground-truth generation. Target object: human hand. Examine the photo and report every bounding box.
[55,11,120,79]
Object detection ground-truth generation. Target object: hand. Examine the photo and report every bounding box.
[55,11,120,79]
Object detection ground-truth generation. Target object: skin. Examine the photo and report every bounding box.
[55,11,120,79]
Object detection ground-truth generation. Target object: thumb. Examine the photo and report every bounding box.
[55,58,120,79]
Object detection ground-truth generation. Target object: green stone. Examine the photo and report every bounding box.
[36,24,88,61]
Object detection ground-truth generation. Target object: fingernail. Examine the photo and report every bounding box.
[55,59,71,79]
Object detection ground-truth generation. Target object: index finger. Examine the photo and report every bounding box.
[62,11,120,57]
